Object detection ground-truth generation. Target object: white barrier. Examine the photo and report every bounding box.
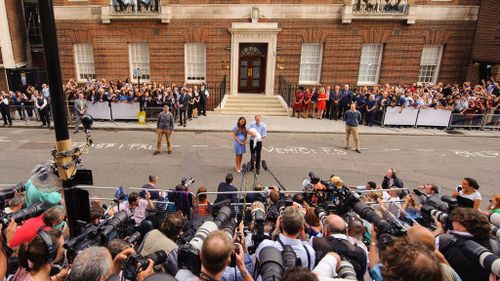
[383,107,419,126]
[416,108,452,127]
[86,102,112,120]
[111,103,140,120]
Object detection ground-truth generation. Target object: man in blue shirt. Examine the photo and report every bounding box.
[248,115,267,175]
[344,102,362,153]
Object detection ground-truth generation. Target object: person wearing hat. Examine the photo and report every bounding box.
[198,82,209,116]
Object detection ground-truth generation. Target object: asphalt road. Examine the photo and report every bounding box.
[1,128,499,208]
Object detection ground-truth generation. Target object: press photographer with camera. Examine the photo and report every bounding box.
[312,215,367,280]
[68,246,154,281]
[435,207,500,281]
[137,212,185,273]
[109,191,155,227]
[414,184,448,212]
[9,205,67,249]
[256,206,316,270]
[175,230,253,281]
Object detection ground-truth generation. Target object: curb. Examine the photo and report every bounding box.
[5,124,500,138]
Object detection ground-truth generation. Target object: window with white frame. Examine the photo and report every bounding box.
[74,43,96,81]
[185,43,206,83]
[418,45,442,84]
[299,43,323,85]
[128,43,150,81]
[357,44,383,85]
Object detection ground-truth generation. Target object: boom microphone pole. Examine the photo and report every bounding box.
[261,160,287,191]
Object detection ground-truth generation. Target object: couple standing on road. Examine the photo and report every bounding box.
[232,115,268,174]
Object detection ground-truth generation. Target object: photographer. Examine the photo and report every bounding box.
[214,174,238,211]
[381,168,404,190]
[417,184,448,212]
[68,246,153,281]
[436,207,500,281]
[138,212,184,273]
[109,192,154,227]
[369,236,444,281]
[175,231,253,281]
[256,206,316,270]
[9,205,67,248]
[14,229,67,281]
[312,215,367,280]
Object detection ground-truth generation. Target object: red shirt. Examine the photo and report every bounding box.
[9,215,49,248]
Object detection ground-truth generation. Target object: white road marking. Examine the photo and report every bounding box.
[11,130,24,135]
[383,148,401,151]
[415,149,435,152]
[0,137,11,143]
[192,144,209,148]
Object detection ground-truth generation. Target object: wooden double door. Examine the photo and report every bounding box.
[238,43,267,93]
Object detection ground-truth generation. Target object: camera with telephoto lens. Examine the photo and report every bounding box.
[248,203,270,254]
[305,172,405,238]
[0,202,45,228]
[64,211,129,263]
[337,260,357,280]
[181,177,195,188]
[178,206,233,275]
[258,246,284,281]
[462,240,500,277]
[417,190,458,230]
[125,231,142,246]
[488,213,500,228]
[0,183,26,210]
[122,250,168,281]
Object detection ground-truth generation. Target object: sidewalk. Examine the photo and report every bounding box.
[4,113,500,138]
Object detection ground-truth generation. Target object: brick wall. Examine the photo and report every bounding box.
[5,0,27,65]
[471,0,500,64]
[55,19,475,93]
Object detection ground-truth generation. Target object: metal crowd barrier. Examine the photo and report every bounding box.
[448,113,485,129]
[482,114,500,130]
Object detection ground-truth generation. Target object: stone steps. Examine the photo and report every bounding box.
[215,94,290,116]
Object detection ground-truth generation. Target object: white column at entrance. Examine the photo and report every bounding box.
[228,21,281,96]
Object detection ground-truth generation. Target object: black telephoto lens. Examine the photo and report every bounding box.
[259,246,284,281]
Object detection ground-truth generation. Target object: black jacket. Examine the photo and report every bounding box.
[438,233,500,281]
[381,176,404,189]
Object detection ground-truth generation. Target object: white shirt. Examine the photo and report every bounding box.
[256,233,316,270]
[459,190,482,201]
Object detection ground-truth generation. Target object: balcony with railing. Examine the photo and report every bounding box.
[353,0,408,15]
[101,0,170,24]
[342,0,413,24]
[111,0,161,14]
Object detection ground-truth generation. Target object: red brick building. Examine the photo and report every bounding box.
[1,0,498,104]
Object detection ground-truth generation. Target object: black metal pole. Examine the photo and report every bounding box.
[37,0,68,141]
[37,0,85,237]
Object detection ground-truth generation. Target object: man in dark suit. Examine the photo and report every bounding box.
[330,85,342,120]
[73,93,87,134]
[213,174,237,212]
[340,84,353,119]
[178,88,189,127]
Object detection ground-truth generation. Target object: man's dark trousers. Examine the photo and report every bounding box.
[179,108,187,126]
[1,106,12,125]
[249,140,262,171]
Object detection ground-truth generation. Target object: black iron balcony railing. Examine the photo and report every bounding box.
[353,0,408,15]
[111,0,161,14]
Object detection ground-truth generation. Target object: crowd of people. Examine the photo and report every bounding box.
[2,78,500,129]
[1,77,211,128]
[291,80,500,128]
[1,166,499,281]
